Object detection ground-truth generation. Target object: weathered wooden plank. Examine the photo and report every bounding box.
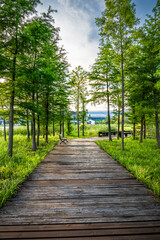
[22,179,144,185]
[1,221,160,231]
[1,216,160,225]
[4,235,160,240]
[29,173,134,181]
[1,207,160,219]
[1,226,160,238]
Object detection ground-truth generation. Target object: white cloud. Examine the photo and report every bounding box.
[37,0,109,111]
[53,0,99,71]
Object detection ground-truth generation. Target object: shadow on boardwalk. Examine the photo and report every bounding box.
[0,137,160,239]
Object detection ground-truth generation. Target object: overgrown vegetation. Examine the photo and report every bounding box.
[0,134,59,208]
[96,138,160,198]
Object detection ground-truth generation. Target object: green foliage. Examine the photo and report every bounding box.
[0,135,59,207]
[96,138,160,197]
[70,66,88,137]
[0,0,70,155]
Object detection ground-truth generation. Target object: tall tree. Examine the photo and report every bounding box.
[140,1,160,147]
[90,43,116,141]
[0,0,40,156]
[70,66,87,137]
[96,0,139,149]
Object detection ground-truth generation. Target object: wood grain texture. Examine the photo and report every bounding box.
[0,137,160,239]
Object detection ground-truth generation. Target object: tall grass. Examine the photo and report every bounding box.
[0,134,59,207]
[96,138,160,198]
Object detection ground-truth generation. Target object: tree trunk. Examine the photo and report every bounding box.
[31,121,33,136]
[27,120,30,140]
[61,111,64,137]
[45,93,49,143]
[121,45,124,150]
[143,116,146,139]
[32,93,36,151]
[82,114,84,137]
[36,93,40,146]
[77,113,79,137]
[140,115,144,143]
[82,101,85,137]
[133,122,136,140]
[153,89,160,148]
[133,105,136,140]
[62,119,64,137]
[46,121,48,143]
[60,110,62,134]
[77,83,80,137]
[53,118,55,136]
[60,119,62,134]
[117,107,120,140]
[37,115,40,146]
[107,81,112,141]
[8,54,16,156]
[4,119,6,141]
[8,83,15,156]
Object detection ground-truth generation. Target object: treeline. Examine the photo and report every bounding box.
[0,0,70,156]
[89,0,160,149]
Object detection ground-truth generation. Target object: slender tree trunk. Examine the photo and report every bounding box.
[133,122,136,140]
[8,81,15,156]
[61,111,64,137]
[60,119,62,134]
[140,115,144,143]
[45,93,49,143]
[37,115,40,146]
[27,119,30,141]
[77,85,80,137]
[36,92,40,146]
[27,110,30,140]
[82,101,85,137]
[32,51,37,151]
[31,121,33,136]
[143,116,146,139]
[121,44,124,150]
[32,92,36,151]
[153,89,160,148]
[4,119,6,141]
[8,54,16,156]
[107,81,112,141]
[133,105,136,140]
[77,113,79,137]
[46,122,48,143]
[62,119,64,137]
[53,118,55,136]
[60,110,62,134]
[117,107,120,140]
[52,96,55,136]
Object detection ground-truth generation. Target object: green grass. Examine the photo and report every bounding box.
[96,138,160,198]
[69,123,132,138]
[0,134,59,208]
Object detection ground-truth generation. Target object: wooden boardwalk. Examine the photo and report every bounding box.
[0,138,160,239]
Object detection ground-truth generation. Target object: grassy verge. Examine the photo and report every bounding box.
[96,138,160,197]
[0,135,59,208]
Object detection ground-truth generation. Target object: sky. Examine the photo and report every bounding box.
[37,0,157,111]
